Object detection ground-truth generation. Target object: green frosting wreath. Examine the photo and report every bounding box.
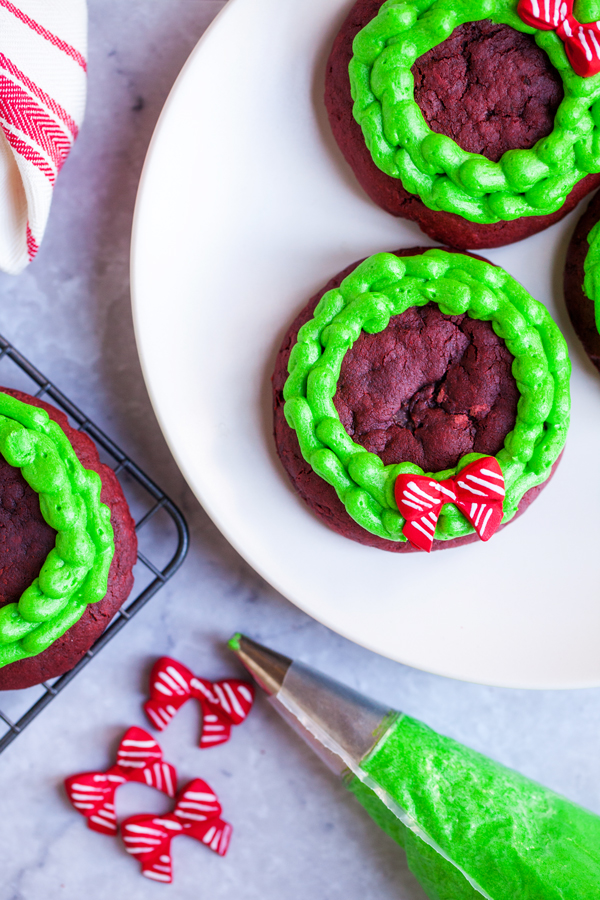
[0,393,115,669]
[584,218,600,332]
[349,0,600,224]
[283,250,570,542]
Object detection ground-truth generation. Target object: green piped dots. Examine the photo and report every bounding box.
[349,0,600,224]
[0,394,115,669]
[283,250,570,543]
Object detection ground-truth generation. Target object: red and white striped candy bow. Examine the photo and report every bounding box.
[518,0,600,77]
[144,657,255,749]
[394,456,505,553]
[121,778,232,883]
[64,727,177,835]
[0,1,87,274]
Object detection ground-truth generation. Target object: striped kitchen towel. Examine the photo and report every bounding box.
[0,0,86,275]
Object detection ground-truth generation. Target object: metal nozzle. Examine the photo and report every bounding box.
[228,633,292,695]
[229,633,398,775]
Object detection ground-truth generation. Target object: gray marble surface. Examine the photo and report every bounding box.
[1,2,600,897]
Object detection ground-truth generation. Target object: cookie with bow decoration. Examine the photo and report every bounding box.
[144,657,254,748]
[121,778,231,883]
[64,727,177,834]
[394,456,506,553]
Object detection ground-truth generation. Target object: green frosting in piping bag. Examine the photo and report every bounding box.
[348,715,600,899]
[583,218,600,334]
[0,393,115,669]
[349,0,600,224]
[283,250,570,543]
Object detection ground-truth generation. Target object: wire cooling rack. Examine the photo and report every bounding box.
[0,334,189,754]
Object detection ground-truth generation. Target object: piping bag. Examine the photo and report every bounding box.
[229,634,600,900]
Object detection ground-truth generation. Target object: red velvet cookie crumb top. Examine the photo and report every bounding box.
[334,303,518,472]
[412,20,563,163]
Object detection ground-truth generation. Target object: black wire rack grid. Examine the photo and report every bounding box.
[0,334,189,754]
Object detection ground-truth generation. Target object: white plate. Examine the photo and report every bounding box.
[131,0,600,689]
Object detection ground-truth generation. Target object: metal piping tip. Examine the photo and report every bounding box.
[228,633,292,696]
[228,633,398,775]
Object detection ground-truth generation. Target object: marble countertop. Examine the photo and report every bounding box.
[1,2,600,897]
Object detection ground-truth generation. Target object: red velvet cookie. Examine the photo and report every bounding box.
[0,389,137,690]
[564,190,600,372]
[325,0,600,249]
[273,249,561,551]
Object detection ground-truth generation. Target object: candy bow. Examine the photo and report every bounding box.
[64,727,177,834]
[144,657,254,748]
[394,456,505,552]
[518,0,600,77]
[121,778,231,883]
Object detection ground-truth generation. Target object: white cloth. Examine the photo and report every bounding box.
[0,0,86,274]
